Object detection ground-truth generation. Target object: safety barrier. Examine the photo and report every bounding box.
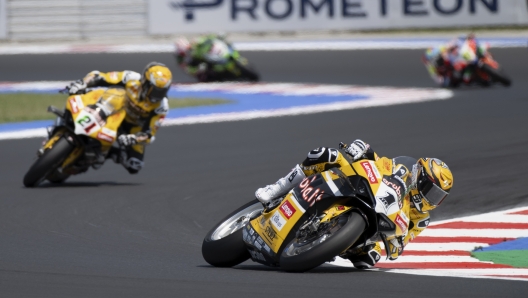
[0,0,147,40]
[1,0,527,41]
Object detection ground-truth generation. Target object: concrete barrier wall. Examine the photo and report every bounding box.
[0,0,6,39]
[2,0,147,40]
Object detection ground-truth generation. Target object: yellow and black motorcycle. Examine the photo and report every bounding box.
[202,153,411,272]
[23,88,127,187]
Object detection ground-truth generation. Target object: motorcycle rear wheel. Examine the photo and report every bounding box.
[481,63,511,87]
[279,211,366,272]
[23,136,75,187]
[202,200,263,267]
[236,61,259,82]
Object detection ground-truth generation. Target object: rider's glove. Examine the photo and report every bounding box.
[388,237,404,261]
[67,79,87,95]
[118,134,138,147]
[344,139,369,161]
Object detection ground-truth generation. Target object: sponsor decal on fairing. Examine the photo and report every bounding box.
[395,214,408,232]
[264,225,276,241]
[298,176,325,207]
[102,127,116,137]
[361,161,379,184]
[97,132,114,142]
[271,210,287,231]
[374,183,399,215]
[279,200,296,219]
[69,97,79,113]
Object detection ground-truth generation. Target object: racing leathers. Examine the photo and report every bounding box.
[175,35,240,81]
[72,70,168,174]
[255,140,431,269]
[423,36,487,87]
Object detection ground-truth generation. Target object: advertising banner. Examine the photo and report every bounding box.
[148,0,528,34]
[0,0,6,39]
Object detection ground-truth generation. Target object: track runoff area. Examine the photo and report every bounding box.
[1,38,526,281]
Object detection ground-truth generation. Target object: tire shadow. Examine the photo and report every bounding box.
[34,181,142,188]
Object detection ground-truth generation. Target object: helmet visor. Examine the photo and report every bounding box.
[417,171,449,207]
[143,83,168,103]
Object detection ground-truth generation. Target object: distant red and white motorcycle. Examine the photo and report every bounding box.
[423,36,511,88]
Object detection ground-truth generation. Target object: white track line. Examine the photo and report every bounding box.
[420,229,528,238]
[0,39,525,55]
[0,82,453,141]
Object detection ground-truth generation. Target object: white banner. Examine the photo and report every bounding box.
[0,0,6,39]
[148,0,528,34]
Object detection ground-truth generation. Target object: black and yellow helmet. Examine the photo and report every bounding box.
[415,158,453,212]
[140,62,172,103]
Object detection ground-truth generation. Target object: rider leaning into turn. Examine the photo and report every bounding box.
[174,35,240,80]
[423,33,487,87]
[255,140,454,269]
[66,62,172,174]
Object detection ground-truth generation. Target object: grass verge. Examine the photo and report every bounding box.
[0,93,231,123]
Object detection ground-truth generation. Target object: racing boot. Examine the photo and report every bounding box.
[255,165,305,205]
[346,243,382,269]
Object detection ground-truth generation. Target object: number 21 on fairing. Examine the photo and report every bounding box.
[74,110,100,135]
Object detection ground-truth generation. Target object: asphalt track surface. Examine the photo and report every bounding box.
[1,48,528,297]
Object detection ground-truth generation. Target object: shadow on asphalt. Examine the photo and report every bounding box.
[199,264,366,274]
[28,181,142,188]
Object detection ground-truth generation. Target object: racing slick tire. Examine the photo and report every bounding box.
[279,211,366,272]
[481,63,512,87]
[47,170,71,184]
[202,200,263,267]
[23,136,75,187]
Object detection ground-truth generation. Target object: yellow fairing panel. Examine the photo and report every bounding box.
[351,160,383,195]
[66,89,126,152]
[250,193,306,253]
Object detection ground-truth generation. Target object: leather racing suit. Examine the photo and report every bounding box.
[80,70,168,173]
[295,145,430,268]
[176,35,240,81]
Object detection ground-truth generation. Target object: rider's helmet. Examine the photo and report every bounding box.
[139,62,172,103]
[414,158,454,212]
[175,38,191,62]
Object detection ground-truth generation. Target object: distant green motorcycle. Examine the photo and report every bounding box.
[175,35,259,83]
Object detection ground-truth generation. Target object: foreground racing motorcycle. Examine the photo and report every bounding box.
[202,152,411,272]
[23,88,127,187]
[175,37,259,83]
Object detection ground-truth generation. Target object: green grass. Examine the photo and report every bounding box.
[0,93,231,123]
[472,250,528,268]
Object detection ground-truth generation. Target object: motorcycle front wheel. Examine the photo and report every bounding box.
[202,200,263,267]
[279,211,366,272]
[23,136,75,187]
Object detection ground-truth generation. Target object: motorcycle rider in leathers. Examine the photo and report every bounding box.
[423,33,487,87]
[65,62,172,174]
[255,140,454,269]
[174,35,243,82]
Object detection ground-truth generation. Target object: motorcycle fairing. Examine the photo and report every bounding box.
[247,193,306,257]
[246,170,358,264]
[246,157,412,265]
[66,89,126,153]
